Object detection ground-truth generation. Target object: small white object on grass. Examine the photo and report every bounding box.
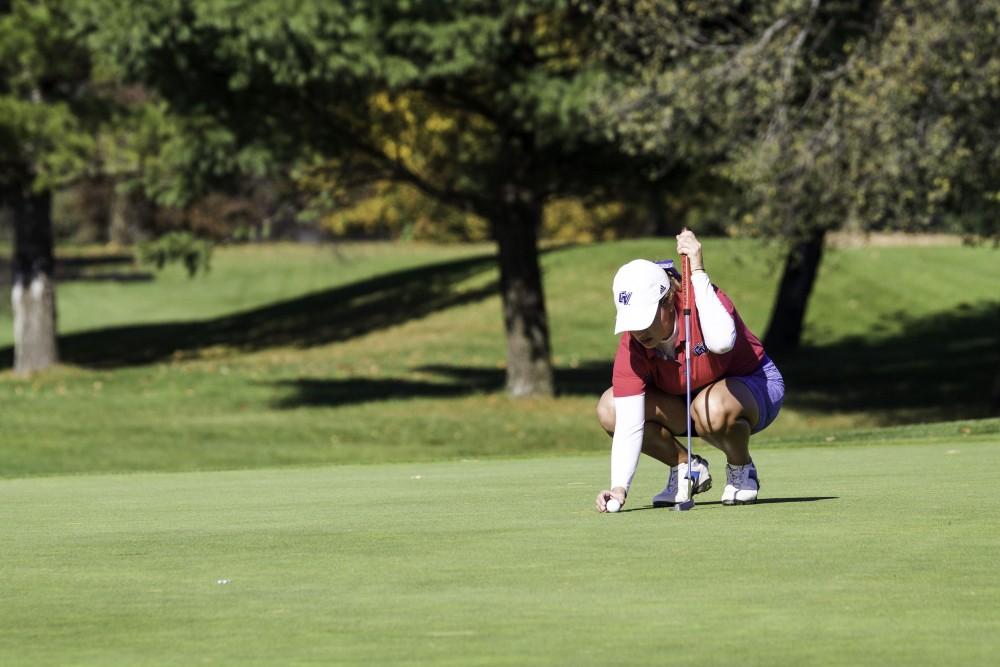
[606,498,621,513]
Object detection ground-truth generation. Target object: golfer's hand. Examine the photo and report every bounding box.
[595,487,627,512]
[676,228,704,272]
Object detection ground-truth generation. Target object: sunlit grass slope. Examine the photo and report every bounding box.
[0,238,996,477]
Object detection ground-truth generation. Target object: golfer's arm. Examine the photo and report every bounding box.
[610,394,645,492]
[691,271,735,353]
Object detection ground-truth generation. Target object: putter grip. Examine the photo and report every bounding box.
[682,254,691,313]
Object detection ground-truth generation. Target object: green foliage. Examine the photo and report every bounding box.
[136,231,212,277]
[726,0,1000,240]
[5,0,998,244]
[81,1,640,228]
[0,97,94,188]
[584,1,863,234]
[0,0,98,190]
[832,1,1000,238]
[585,0,1000,240]
[98,101,232,209]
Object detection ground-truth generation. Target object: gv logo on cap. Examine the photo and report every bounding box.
[617,291,632,305]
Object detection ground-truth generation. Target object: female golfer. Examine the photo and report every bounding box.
[595,229,784,512]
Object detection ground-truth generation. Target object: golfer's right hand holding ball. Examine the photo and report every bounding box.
[596,488,626,513]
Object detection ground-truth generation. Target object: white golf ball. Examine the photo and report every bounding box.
[606,498,621,513]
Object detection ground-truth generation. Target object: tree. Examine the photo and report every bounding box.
[0,0,95,373]
[583,0,880,353]
[744,0,1000,352]
[831,0,1000,240]
[83,0,647,397]
[584,0,998,354]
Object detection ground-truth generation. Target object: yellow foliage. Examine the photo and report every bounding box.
[425,114,455,132]
[315,180,489,242]
[543,198,626,242]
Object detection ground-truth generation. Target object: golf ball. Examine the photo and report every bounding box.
[606,498,621,513]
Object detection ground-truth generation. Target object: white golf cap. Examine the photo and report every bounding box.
[612,259,670,334]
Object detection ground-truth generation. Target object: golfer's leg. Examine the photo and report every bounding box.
[690,379,759,466]
[596,388,616,434]
[596,387,687,466]
[642,386,690,466]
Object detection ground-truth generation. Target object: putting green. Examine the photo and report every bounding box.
[2,440,998,665]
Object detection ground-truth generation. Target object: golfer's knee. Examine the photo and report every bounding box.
[596,388,616,434]
[694,391,743,437]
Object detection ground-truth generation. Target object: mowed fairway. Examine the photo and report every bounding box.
[3,439,999,666]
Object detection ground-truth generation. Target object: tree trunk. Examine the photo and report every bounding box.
[491,185,554,397]
[11,188,58,374]
[763,228,827,356]
[991,365,1000,415]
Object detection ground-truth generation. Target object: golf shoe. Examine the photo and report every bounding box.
[721,459,760,505]
[652,454,712,507]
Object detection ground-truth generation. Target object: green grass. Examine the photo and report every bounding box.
[3,438,999,666]
[0,239,997,477]
[1,239,997,665]
[0,242,494,340]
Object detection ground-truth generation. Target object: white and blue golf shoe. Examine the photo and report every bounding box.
[652,454,713,508]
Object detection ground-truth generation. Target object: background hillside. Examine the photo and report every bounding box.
[2,238,995,478]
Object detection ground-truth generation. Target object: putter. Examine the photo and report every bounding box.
[674,254,696,512]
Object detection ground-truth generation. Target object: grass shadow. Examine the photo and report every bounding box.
[270,362,610,408]
[57,254,154,283]
[620,496,839,512]
[2,253,152,283]
[418,363,612,397]
[0,253,498,368]
[270,303,997,423]
[271,377,497,407]
[776,301,999,423]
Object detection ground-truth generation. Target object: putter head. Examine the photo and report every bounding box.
[673,473,695,511]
